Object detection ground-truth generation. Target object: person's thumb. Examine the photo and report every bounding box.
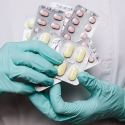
[77,71,101,94]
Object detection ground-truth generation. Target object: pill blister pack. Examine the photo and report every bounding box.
[22,3,101,91]
[23,16,35,41]
[49,2,73,29]
[78,38,101,69]
[30,5,65,40]
[61,5,100,41]
[31,30,91,85]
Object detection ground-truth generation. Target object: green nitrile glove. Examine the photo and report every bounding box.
[0,40,63,94]
[29,71,125,124]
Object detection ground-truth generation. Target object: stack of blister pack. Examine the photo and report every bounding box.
[22,2,101,91]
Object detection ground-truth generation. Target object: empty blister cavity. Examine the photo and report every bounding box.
[72,18,79,25]
[63,43,74,58]
[39,33,50,44]
[76,48,86,63]
[57,62,67,76]
[54,14,62,21]
[27,19,34,29]
[68,66,79,81]
[40,10,49,17]
[51,23,60,30]
[68,26,75,33]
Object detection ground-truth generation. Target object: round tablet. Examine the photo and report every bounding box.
[82,43,89,47]
[65,12,72,19]
[34,28,40,33]
[27,20,34,29]
[40,10,49,17]
[89,17,96,24]
[72,18,79,25]
[85,25,92,32]
[88,56,94,63]
[54,14,62,21]
[37,19,46,26]
[64,34,71,40]
[63,21,67,27]
[76,10,84,17]
[80,33,87,39]
[68,26,75,33]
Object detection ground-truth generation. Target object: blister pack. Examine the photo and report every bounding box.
[49,2,73,29]
[78,38,101,69]
[31,29,91,85]
[30,5,65,40]
[23,16,35,41]
[61,5,100,41]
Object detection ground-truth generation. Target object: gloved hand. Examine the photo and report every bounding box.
[29,71,125,124]
[0,40,63,94]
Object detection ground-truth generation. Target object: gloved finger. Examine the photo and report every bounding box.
[28,92,74,121]
[77,71,101,94]
[50,84,81,116]
[3,81,36,94]
[17,41,63,65]
[12,51,57,77]
[10,66,54,86]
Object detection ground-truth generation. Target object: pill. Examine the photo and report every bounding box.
[68,66,79,81]
[37,19,46,26]
[65,12,72,19]
[88,56,94,63]
[89,17,96,24]
[54,14,62,21]
[40,10,49,17]
[57,62,67,76]
[80,33,87,39]
[64,34,71,40]
[68,26,75,33]
[26,32,31,40]
[64,43,74,58]
[27,20,34,29]
[76,10,84,17]
[82,43,89,47]
[39,33,50,44]
[51,23,60,30]
[63,21,67,27]
[85,25,92,32]
[76,48,86,63]
[34,28,40,33]
[72,18,79,25]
